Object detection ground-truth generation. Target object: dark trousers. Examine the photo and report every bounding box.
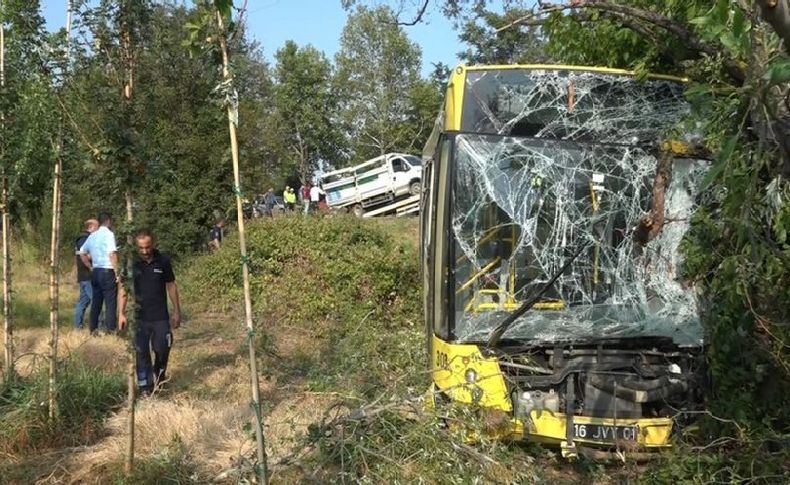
[135,319,172,391]
[90,268,117,332]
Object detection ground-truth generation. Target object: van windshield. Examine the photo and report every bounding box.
[405,155,422,167]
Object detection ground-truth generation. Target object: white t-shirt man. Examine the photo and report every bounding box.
[79,225,117,269]
[309,185,324,203]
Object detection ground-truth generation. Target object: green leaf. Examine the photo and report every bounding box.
[764,56,790,85]
[701,135,737,189]
[214,0,233,24]
[731,7,749,41]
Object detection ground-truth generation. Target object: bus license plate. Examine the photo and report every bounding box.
[572,423,637,442]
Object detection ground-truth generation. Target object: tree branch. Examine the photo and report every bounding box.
[500,0,745,82]
[394,0,429,26]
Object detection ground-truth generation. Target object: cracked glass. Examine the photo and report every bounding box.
[452,69,707,346]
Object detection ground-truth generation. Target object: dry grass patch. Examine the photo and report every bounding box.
[71,398,255,482]
[13,328,128,377]
[266,392,339,463]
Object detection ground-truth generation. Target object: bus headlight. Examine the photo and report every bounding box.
[465,368,478,383]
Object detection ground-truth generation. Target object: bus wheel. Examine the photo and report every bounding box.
[409,181,421,196]
[352,204,364,218]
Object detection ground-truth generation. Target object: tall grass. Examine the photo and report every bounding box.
[0,357,125,455]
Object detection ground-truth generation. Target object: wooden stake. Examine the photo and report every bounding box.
[0,0,13,381]
[2,178,10,380]
[125,360,135,473]
[47,156,62,420]
[216,8,268,484]
[47,0,73,422]
[121,8,136,475]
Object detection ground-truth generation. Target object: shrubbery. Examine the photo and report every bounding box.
[0,358,125,455]
[182,215,424,393]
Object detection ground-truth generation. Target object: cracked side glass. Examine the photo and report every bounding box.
[452,69,707,346]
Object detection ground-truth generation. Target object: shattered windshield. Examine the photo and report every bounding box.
[452,70,706,347]
[462,69,688,142]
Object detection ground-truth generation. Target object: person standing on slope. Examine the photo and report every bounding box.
[309,184,324,213]
[74,218,99,329]
[80,212,120,334]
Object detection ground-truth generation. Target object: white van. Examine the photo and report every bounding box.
[322,153,422,216]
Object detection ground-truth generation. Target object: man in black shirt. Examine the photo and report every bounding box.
[74,218,98,329]
[119,229,181,395]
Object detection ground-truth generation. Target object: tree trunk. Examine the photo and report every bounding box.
[121,13,136,475]
[633,151,673,246]
[216,9,269,484]
[125,189,134,229]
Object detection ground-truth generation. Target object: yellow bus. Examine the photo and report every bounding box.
[420,64,708,458]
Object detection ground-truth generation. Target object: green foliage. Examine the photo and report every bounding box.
[182,216,422,392]
[764,56,790,85]
[0,358,125,454]
[0,0,59,221]
[271,41,344,182]
[458,6,548,64]
[60,3,274,256]
[335,5,441,162]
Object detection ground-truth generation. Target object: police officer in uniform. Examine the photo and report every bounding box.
[119,229,182,396]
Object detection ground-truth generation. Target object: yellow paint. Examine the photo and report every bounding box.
[432,338,674,448]
[444,66,466,131]
[661,139,704,156]
[464,289,566,313]
[521,411,672,447]
[432,336,512,411]
[456,257,501,294]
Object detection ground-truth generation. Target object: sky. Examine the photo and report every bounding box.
[40,0,466,76]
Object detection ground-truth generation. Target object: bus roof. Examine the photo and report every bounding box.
[459,64,687,83]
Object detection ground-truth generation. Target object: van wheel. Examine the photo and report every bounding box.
[352,204,364,218]
[409,181,421,196]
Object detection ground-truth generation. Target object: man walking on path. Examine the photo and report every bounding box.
[74,218,99,329]
[119,229,181,396]
[80,212,120,333]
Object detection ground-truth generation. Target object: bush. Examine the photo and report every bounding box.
[182,215,424,394]
[0,357,126,455]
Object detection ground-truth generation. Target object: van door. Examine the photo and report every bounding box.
[390,156,412,196]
